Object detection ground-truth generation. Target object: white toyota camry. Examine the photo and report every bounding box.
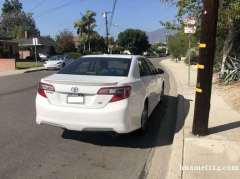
[36,55,165,135]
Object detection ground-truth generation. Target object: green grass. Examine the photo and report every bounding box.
[16,62,44,69]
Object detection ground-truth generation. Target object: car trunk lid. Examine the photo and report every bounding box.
[42,74,127,109]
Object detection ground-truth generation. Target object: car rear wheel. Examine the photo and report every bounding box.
[138,102,148,135]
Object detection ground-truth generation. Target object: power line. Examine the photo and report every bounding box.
[34,0,78,14]
[28,0,47,13]
[97,24,105,32]
[34,0,79,17]
[109,0,117,31]
[34,0,85,19]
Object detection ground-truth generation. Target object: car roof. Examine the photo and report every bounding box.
[82,54,144,59]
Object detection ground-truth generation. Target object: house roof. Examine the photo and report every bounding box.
[38,37,55,46]
[15,37,55,46]
[0,32,12,40]
[73,36,80,42]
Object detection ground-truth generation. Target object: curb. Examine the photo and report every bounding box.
[0,68,46,77]
[144,58,179,179]
[159,59,185,179]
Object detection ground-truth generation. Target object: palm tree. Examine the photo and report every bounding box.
[74,10,99,52]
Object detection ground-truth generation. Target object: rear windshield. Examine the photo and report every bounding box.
[57,57,132,77]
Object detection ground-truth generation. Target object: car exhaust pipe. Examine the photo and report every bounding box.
[110,132,118,137]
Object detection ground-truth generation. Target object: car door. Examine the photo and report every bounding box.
[144,58,159,107]
[138,58,155,112]
[144,59,160,103]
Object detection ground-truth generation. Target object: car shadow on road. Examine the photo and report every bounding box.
[61,94,190,149]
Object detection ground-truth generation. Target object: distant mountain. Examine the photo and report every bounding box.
[146,28,178,45]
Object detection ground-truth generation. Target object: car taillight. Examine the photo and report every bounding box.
[38,82,55,98]
[97,86,131,102]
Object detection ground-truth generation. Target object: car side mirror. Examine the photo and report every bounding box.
[157,68,165,74]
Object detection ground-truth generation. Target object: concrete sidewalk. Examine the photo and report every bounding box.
[160,59,240,179]
[0,67,45,77]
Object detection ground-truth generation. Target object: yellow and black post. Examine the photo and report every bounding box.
[192,0,220,136]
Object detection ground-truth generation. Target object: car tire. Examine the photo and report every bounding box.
[137,102,148,136]
[159,84,164,104]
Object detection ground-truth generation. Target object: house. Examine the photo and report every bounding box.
[0,32,19,70]
[108,45,114,54]
[73,36,80,48]
[0,32,19,58]
[16,31,55,58]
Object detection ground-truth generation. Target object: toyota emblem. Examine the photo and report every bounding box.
[71,87,79,93]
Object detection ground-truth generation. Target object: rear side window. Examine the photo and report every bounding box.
[144,59,157,75]
[138,58,151,77]
[58,57,131,77]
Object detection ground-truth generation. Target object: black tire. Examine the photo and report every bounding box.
[137,102,148,136]
[62,63,65,68]
[159,84,164,104]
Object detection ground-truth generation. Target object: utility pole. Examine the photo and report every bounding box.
[102,12,111,54]
[192,0,220,136]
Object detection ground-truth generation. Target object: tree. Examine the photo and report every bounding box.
[42,35,55,41]
[54,29,76,54]
[167,32,189,60]
[92,36,106,53]
[2,0,22,15]
[218,0,240,73]
[0,0,40,39]
[74,10,99,52]
[117,29,150,55]
[0,12,40,39]
[159,0,240,74]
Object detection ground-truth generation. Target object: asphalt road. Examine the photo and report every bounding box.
[0,57,178,179]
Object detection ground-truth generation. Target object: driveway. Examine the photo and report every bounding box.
[0,58,178,179]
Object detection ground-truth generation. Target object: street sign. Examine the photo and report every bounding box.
[184,17,197,87]
[33,38,38,45]
[184,26,197,34]
[184,17,196,25]
[33,38,38,69]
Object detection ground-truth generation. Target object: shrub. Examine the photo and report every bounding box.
[0,47,10,58]
[81,51,92,55]
[92,52,102,55]
[112,46,124,54]
[185,49,199,65]
[64,52,81,59]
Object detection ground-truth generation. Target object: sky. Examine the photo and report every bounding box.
[0,0,177,39]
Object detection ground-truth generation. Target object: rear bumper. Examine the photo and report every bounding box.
[36,94,135,133]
